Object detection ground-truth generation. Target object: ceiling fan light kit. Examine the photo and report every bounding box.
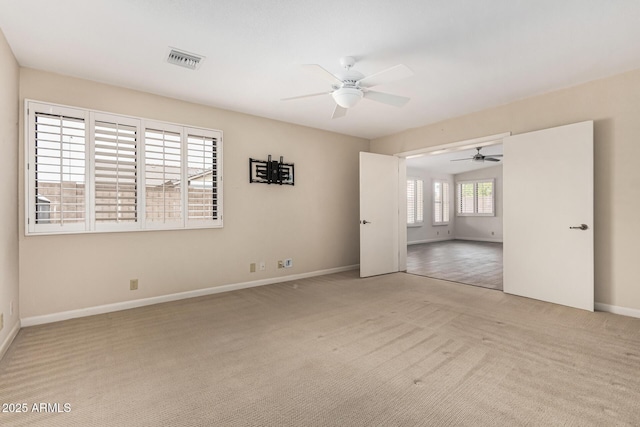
[283,56,413,118]
[332,87,363,108]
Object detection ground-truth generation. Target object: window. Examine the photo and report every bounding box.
[456,179,495,216]
[407,178,424,225]
[144,123,183,227]
[186,131,219,223]
[26,100,223,235]
[433,180,450,225]
[93,114,139,229]
[30,106,88,233]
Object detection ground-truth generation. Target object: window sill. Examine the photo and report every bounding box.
[25,222,223,237]
[456,213,495,217]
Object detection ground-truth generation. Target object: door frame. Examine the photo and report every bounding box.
[393,132,511,271]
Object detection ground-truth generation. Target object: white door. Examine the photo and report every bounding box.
[503,121,594,311]
[359,152,399,277]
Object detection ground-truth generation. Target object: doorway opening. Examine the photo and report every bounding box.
[400,134,507,291]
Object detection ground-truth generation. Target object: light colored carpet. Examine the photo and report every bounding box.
[1,271,640,426]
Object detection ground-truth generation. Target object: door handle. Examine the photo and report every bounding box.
[361,220,372,225]
[569,224,588,230]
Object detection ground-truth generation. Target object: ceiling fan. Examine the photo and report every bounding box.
[282,56,413,119]
[451,147,503,163]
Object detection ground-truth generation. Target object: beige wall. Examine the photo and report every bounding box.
[372,68,640,311]
[19,68,368,318]
[0,29,19,350]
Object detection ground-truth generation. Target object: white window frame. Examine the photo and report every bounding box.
[25,100,223,236]
[407,177,424,227]
[432,179,450,226]
[456,178,495,217]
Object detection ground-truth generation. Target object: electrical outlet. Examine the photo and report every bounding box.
[259,261,266,271]
[284,258,293,268]
[130,279,138,291]
[278,260,284,269]
[250,263,256,273]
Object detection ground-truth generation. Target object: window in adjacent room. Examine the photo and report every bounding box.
[433,180,450,225]
[456,179,495,216]
[407,178,424,225]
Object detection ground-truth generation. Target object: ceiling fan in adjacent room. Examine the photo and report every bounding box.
[282,56,414,119]
[451,147,503,163]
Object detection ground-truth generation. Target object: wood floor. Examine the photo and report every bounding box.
[407,240,503,290]
[1,270,640,426]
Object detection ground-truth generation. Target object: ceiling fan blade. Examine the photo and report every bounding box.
[484,154,503,157]
[302,64,342,85]
[281,92,330,101]
[358,64,413,88]
[450,158,471,162]
[363,90,410,107]
[332,104,347,119]
[484,157,501,162]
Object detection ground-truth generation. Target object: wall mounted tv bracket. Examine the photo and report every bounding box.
[249,155,294,185]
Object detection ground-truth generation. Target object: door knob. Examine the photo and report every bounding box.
[569,224,588,230]
[361,220,371,224]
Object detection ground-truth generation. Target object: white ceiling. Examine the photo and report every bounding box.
[2,1,640,140]
[407,144,504,175]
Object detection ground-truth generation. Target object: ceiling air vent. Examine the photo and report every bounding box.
[167,48,204,70]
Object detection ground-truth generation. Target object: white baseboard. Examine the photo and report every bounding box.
[595,302,640,319]
[454,236,503,243]
[408,237,454,245]
[0,319,21,361]
[21,264,359,327]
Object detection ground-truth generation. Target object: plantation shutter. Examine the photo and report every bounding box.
[94,117,139,224]
[433,180,450,224]
[477,181,494,214]
[407,179,423,225]
[434,181,442,223]
[457,182,475,214]
[416,179,424,223]
[26,100,224,235]
[456,180,494,216]
[144,125,183,225]
[407,180,416,224]
[32,109,87,231]
[186,131,218,221]
[442,182,450,222]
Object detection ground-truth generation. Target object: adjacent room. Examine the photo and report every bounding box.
[406,144,504,291]
[2,1,640,426]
